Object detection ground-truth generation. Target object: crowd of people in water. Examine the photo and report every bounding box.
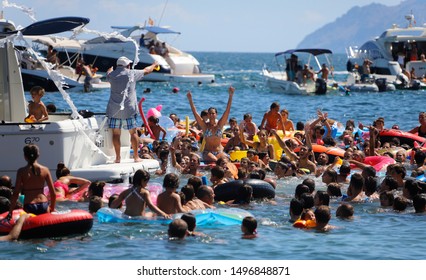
[1,82,426,241]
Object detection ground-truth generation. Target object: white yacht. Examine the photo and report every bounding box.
[29,24,215,83]
[346,12,426,88]
[262,49,333,95]
[0,17,159,183]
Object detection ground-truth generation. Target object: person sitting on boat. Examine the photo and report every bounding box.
[317,63,330,81]
[110,169,170,218]
[7,144,56,216]
[408,112,426,137]
[301,64,315,85]
[186,87,234,163]
[54,162,91,201]
[139,34,146,47]
[26,86,49,123]
[361,59,373,83]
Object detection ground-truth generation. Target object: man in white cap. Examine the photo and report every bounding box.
[106,56,158,163]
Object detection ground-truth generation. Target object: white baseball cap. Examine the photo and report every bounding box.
[116,56,133,66]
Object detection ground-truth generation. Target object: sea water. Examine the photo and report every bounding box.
[3,52,426,260]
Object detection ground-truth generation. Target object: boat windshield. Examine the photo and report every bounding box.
[380,29,426,38]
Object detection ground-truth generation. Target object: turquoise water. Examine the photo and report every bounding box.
[3,52,426,260]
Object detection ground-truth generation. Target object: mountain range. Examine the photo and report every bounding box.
[297,0,426,54]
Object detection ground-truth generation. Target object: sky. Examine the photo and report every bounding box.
[1,0,403,53]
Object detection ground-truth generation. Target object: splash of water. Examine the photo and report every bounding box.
[2,0,37,22]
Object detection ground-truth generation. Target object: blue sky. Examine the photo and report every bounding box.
[2,0,403,52]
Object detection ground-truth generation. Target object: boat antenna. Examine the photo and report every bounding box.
[405,10,415,27]
[158,0,169,26]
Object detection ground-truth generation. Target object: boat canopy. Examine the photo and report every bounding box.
[26,35,83,48]
[275,49,332,57]
[112,25,181,37]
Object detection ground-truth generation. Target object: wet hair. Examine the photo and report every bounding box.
[89,181,105,197]
[323,136,336,147]
[295,184,310,200]
[181,184,195,202]
[380,191,394,207]
[200,110,209,118]
[248,171,261,179]
[23,144,40,176]
[187,176,202,194]
[364,176,378,196]
[381,175,399,191]
[207,107,218,114]
[300,193,314,209]
[108,194,121,208]
[413,194,426,213]
[362,166,377,178]
[296,121,305,131]
[349,173,364,192]
[315,190,330,206]
[302,178,316,193]
[339,162,351,175]
[414,150,426,166]
[211,166,225,180]
[323,169,338,183]
[392,164,406,179]
[235,184,253,204]
[181,213,196,232]
[163,173,180,189]
[242,216,257,234]
[88,196,103,213]
[393,196,408,211]
[327,182,342,197]
[404,178,421,199]
[336,203,354,219]
[257,169,266,180]
[168,218,188,239]
[196,185,213,201]
[314,205,331,225]
[0,186,12,200]
[0,196,11,213]
[290,198,304,217]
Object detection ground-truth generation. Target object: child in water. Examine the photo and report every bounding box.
[26,86,49,122]
[241,216,257,239]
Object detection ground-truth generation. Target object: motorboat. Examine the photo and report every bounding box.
[346,12,426,89]
[0,17,159,183]
[28,24,215,83]
[16,46,110,92]
[262,49,334,95]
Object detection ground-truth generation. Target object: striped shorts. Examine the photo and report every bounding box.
[108,115,138,130]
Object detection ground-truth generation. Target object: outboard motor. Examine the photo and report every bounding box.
[315,78,327,95]
[375,78,387,92]
[411,80,421,90]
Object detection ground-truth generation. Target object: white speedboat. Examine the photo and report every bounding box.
[262,49,334,95]
[29,24,215,84]
[0,17,159,183]
[346,12,426,88]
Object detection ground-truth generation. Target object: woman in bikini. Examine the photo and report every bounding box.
[240,129,276,160]
[187,86,234,162]
[110,169,169,218]
[8,144,56,216]
[54,163,91,201]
